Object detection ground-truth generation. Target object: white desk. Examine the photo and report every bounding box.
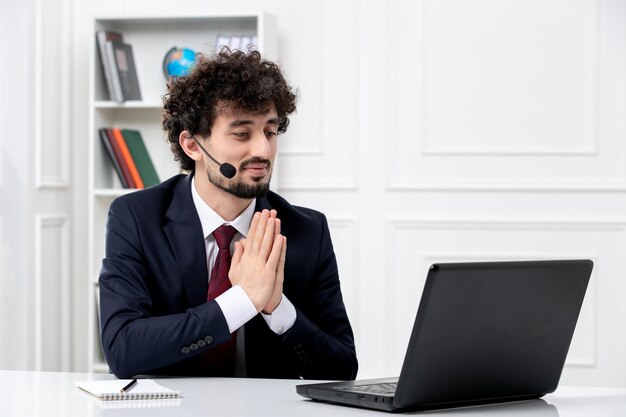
[1,370,625,416]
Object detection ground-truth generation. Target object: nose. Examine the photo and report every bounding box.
[249,130,272,159]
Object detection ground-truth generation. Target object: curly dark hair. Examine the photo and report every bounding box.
[162,48,297,171]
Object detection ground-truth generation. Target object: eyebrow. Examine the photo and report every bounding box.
[229,117,280,128]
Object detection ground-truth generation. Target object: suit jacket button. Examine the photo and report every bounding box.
[190,343,198,351]
[197,339,206,347]
[205,335,213,344]
[181,346,190,354]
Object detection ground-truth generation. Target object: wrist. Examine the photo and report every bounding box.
[262,295,282,315]
[261,305,276,315]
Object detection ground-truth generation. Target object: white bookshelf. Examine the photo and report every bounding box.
[87,12,277,373]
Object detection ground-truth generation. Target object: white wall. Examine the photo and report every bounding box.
[0,0,33,371]
[1,0,623,386]
[0,0,73,372]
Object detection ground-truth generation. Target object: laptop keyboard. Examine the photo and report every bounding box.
[334,382,397,396]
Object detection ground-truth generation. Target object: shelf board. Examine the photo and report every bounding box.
[95,13,262,25]
[94,100,162,109]
[94,188,139,197]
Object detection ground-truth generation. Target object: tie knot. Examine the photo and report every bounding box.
[212,225,238,250]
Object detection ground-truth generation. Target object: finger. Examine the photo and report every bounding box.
[274,218,281,237]
[231,240,244,263]
[265,234,284,271]
[277,235,287,277]
[259,217,277,260]
[269,210,280,240]
[251,209,270,252]
[247,211,261,245]
[229,241,243,283]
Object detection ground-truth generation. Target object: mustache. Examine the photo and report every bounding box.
[239,157,272,170]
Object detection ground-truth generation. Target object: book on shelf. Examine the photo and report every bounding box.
[95,30,124,102]
[121,129,161,187]
[240,35,253,52]
[99,128,130,188]
[111,40,142,101]
[111,128,144,188]
[100,128,162,189]
[215,34,256,53]
[215,34,231,53]
[229,35,242,52]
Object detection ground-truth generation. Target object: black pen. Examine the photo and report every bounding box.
[120,378,138,393]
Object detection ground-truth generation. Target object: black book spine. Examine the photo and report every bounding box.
[99,128,129,188]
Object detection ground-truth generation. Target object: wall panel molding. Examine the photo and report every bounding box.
[277,177,359,191]
[278,1,324,157]
[277,0,360,190]
[385,181,626,192]
[34,215,70,371]
[384,217,623,382]
[327,218,360,336]
[385,0,626,191]
[34,0,70,189]
[417,251,597,368]
[420,0,600,157]
[0,218,3,302]
[0,31,3,189]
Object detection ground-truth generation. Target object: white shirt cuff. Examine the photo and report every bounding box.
[215,285,258,334]
[261,295,296,335]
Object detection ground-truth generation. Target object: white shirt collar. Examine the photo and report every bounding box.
[191,176,256,239]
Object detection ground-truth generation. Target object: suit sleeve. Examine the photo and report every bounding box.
[98,198,231,378]
[281,214,359,380]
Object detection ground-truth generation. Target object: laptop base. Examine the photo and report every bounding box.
[297,379,544,413]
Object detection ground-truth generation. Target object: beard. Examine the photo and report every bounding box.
[207,158,272,199]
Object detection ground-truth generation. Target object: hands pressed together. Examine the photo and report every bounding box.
[229,209,287,314]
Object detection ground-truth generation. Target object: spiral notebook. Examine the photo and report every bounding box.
[75,379,181,401]
[95,398,182,410]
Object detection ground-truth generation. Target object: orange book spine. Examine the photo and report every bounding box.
[112,128,144,189]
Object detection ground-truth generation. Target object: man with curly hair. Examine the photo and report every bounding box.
[98,49,358,380]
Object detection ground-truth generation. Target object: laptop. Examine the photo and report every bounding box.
[296,259,593,412]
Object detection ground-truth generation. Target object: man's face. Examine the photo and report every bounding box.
[201,105,279,199]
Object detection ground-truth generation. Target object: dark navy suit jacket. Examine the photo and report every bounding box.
[99,174,358,379]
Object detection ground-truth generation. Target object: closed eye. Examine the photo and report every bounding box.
[232,131,250,139]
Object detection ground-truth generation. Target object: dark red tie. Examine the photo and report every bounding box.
[208,225,238,300]
[203,224,238,375]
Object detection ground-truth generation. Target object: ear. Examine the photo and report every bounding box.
[179,130,203,162]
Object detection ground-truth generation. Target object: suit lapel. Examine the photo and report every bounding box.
[254,196,272,214]
[163,174,208,307]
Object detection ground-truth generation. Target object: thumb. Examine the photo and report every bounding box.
[231,240,243,266]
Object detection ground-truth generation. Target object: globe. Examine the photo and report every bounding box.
[162,47,197,79]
